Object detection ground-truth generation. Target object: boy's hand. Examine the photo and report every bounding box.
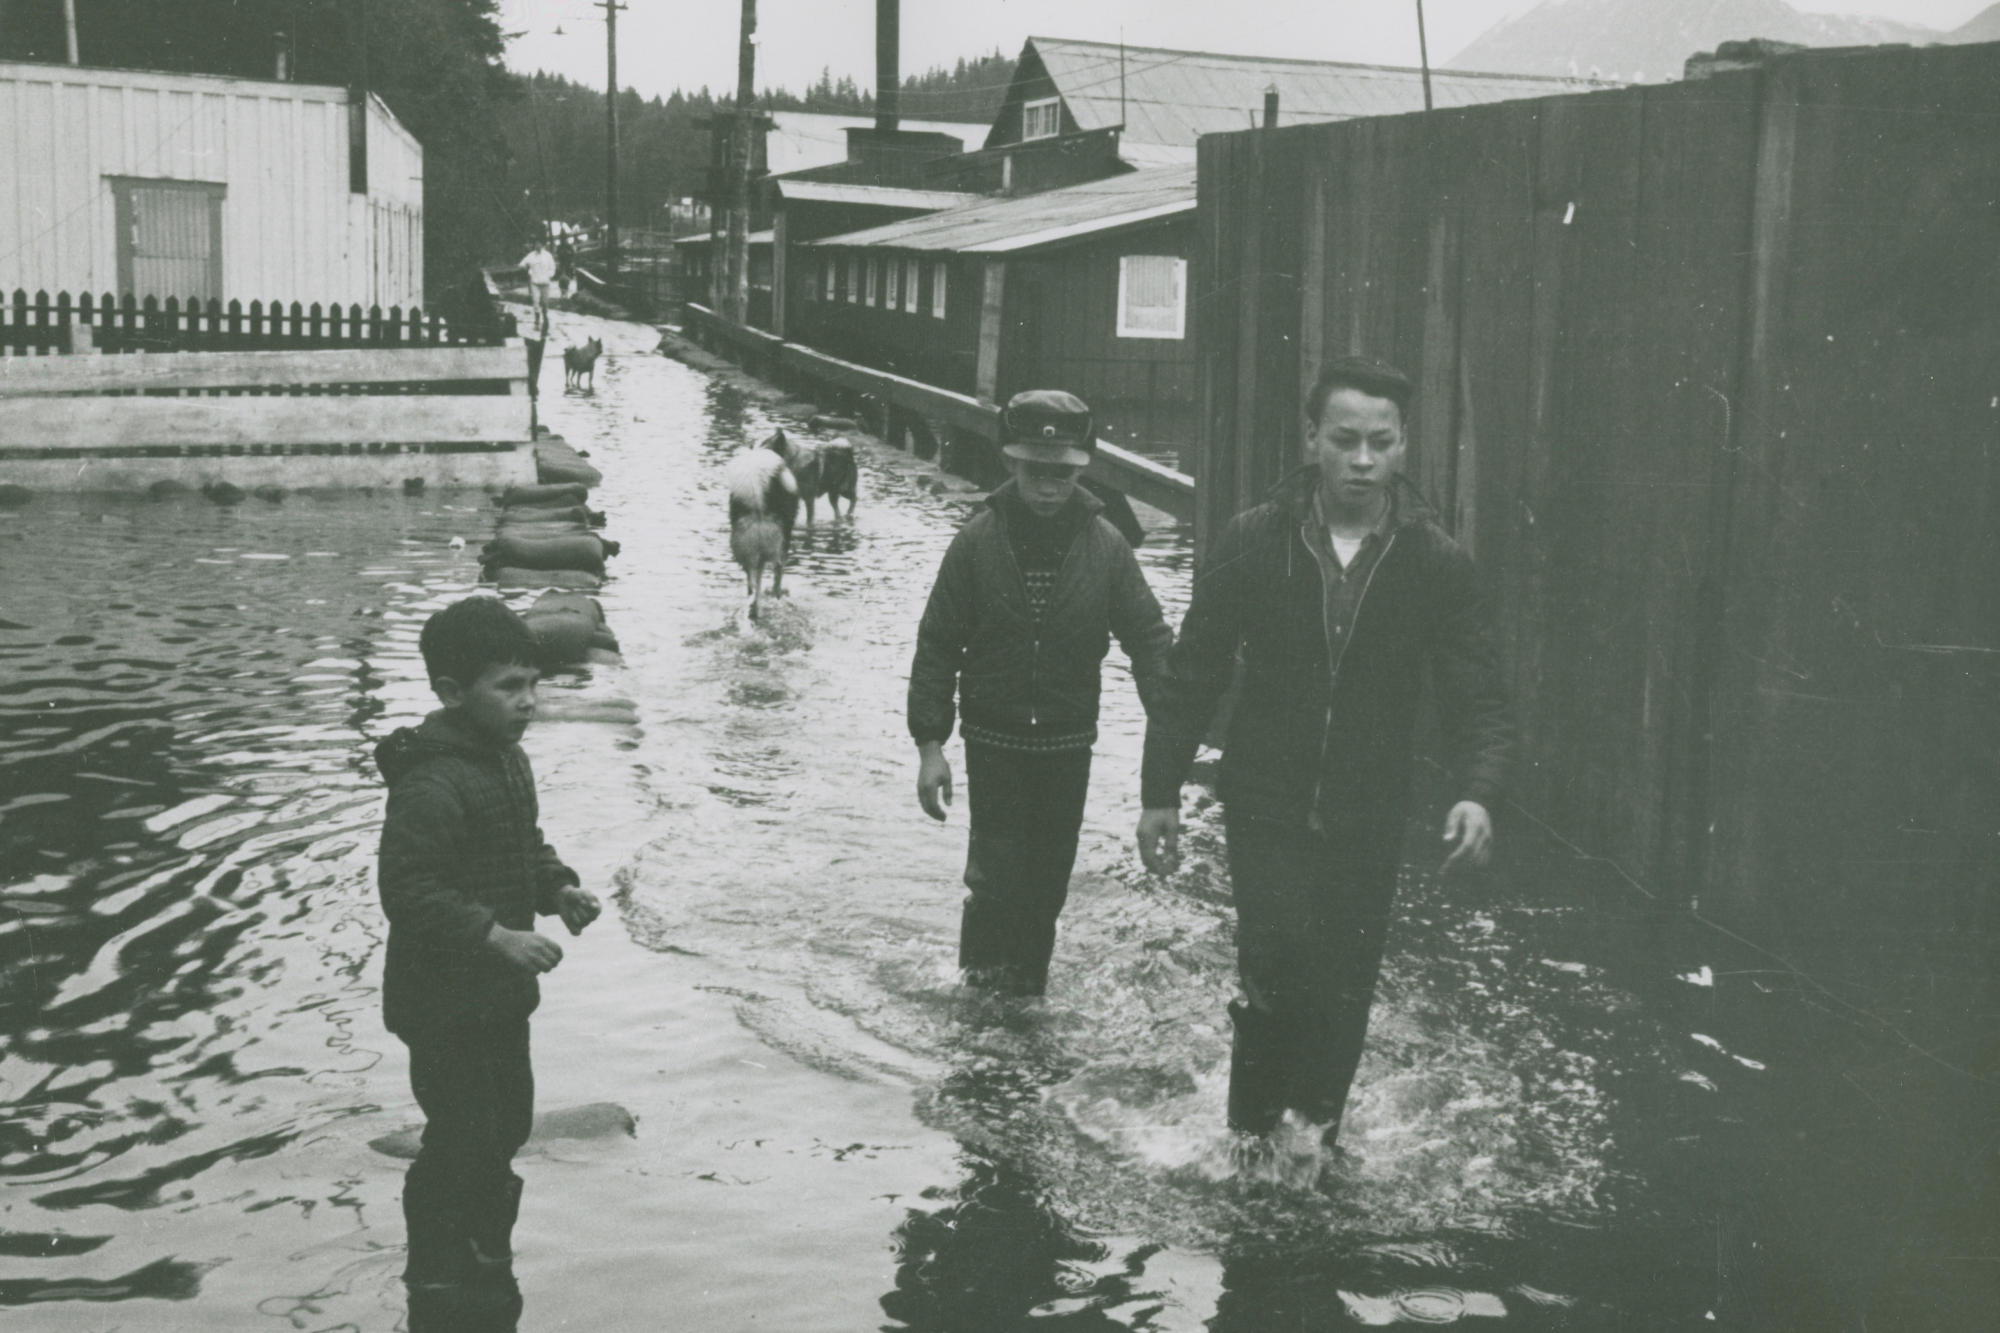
[916,744,953,822]
[554,884,602,936]
[1137,807,1181,875]
[487,924,563,975]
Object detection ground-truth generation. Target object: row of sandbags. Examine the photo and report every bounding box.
[481,466,622,671]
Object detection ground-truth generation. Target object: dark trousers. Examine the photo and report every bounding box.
[1222,809,1399,1138]
[960,742,1093,996]
[399,1015,535,1284]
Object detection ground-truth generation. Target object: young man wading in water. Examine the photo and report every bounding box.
[1136,356,1514,1160]
[909,390,1173,997]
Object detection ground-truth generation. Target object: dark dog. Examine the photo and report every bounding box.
[817,438,858,521]
[765,429,857,526]
[727,435,799,620]
[563,337,603,392]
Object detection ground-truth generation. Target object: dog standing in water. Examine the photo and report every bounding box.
[563,338,603,392]
[725,436,799,621]
[818,439,858,521]
[767,430,858,526]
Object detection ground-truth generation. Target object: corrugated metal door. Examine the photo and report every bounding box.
[112,179,225,301]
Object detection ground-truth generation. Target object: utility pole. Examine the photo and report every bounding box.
[64,0,79,63]
[722,0,756,324]
[1415,0,1434,111]
[598,0,625,282]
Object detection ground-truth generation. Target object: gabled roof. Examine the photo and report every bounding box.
[770,180,975,211]
[1019,37,1618,148]
[807,166,1195,256]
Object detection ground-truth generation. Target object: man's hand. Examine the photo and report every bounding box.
[916,743,953,822]
[554,884,602,936]
[486,924,563,975]
[1441,801,1494,874]
[1137,807,1182,876]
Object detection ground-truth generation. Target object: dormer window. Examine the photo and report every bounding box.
[1022,97,1061,140]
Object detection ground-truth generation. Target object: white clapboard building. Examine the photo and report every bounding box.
[0,59,423,309]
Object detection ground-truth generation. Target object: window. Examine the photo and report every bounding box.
[1022,97,1060,141]
[930,262,947,319]
[1116,255,1187,339]
[823,256,836,300]
[866,257,879,305]
[847,255,861,302]
[902,258,921,313]
[885,255,901,307]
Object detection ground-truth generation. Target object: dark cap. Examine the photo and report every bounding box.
[999,389,1094,467]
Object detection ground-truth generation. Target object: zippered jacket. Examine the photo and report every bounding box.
[1140,468,1512,838]
[908,482,1173,744]
[374,709,580,1035]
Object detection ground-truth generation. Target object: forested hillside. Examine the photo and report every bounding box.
[496,52,1014,236]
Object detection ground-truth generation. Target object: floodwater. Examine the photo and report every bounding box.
[2,310,1991,1331]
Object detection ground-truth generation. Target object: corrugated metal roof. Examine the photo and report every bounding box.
[806,166,1195,255]
[1028,37,1617,147]
[766,111,974,175]
[771,180,975,211]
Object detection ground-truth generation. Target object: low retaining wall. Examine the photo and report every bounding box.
[0,343,534,493]
[678,303,1194,524]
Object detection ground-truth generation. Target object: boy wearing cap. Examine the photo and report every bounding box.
[908,389,1174,997]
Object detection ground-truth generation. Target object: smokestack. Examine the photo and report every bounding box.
[875,0,900,133]
[1262,84,1278,129]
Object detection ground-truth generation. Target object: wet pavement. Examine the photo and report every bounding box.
[1,308,1992,1330]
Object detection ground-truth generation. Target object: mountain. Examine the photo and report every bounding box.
[1448,0,1939,81]
[1942,2,2000,43]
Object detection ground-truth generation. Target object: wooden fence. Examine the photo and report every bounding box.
[1,289,511,357]
[1198,40,2000,958]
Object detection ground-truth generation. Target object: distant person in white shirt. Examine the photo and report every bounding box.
[520,241,557,311]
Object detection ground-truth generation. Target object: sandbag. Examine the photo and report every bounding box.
[482,532,610,575]
[525,590,618,663]
[499,482,589,508]
[525,608,601,666]
[485,565,602,590]
[494,519,591,541]
[535,447,603,488]
[809,414,860,434]
[497,503,601,528]
[531,590,606,626]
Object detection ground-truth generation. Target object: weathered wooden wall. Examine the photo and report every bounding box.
[1001,219,1201,461]
[1197,41,2000,947]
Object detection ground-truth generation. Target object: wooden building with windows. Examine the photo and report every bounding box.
[793,166,1197,461]
[0,60,423,310]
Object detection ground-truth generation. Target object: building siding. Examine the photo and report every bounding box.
[0,61,422,309]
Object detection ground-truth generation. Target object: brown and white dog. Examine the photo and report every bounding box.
[563,337,603,392]
[726,433,799,620]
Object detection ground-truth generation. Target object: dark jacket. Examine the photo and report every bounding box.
[1140,469,1512,838]
[908,482,1172,744]
[374,709,579,1035]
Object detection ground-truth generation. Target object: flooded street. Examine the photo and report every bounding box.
[3,310,1991,1331]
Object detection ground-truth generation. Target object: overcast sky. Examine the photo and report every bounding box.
[494,0,1993,103]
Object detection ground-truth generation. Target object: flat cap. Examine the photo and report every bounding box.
[999,389,1094,467]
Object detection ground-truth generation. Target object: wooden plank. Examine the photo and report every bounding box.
[0,342,525,395]
[0,393,527,448]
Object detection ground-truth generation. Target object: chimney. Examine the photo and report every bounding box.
[1263,84,1279,129]
[875,0,900,133]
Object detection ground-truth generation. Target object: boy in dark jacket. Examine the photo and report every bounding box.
[1137,356,1513,1153]
[375,596,601,1304]
[909,389,1173,997]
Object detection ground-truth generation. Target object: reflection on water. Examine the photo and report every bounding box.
[2,309,1990,1329]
